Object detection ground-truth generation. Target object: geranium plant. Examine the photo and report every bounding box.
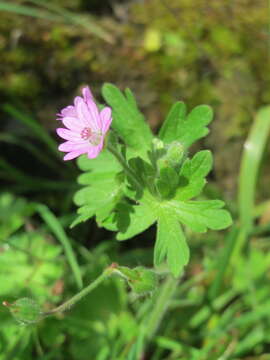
[3,84,232,324]
[70,84,232,277]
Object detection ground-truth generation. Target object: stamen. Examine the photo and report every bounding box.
[80,127,102,145]
[80,127,92,140]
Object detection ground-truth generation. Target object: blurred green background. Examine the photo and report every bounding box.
[0,0,270,359]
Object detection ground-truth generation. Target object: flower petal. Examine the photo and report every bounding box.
[82,86,94,102]
[74,97,92,128]
[86,99,101,129]
[56,86,112,162]
[62,117,84,131]
[56,128,81,141]
[59,141,89,152]
[75,96,101,131]
[58,105,76,119]
[100,107,112,134]
[87,141,104,159]
[63,149,86,161]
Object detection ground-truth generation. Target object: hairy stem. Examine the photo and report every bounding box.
[145,276,179,339]
[107,143,143,193]
[43,269,111,316]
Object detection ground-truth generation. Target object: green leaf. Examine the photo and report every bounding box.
[102,84,153,154]
[168,200,232,233]
[178,105,213,148]
[124,88,138,108]
[155,208,189,277]
[115,202,156,241]
[159,103,213,149]
[128,157,155,185]
[175,150,213,200]
[0,232,63,300]
[77,149,121,173]
[127,157,155,199]
[73,150,123,227]
[73,174,123,226]
[155,167,179,198]
[0,193,35,241]
[158,101,187,143]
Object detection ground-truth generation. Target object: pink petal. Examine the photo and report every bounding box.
[62,117,84,131]
[63,149,86,161]
[82,86,94,101]
[75,96,100,131]
[56,86,112,162]
[87,141,103,159]
[59,141,89,152]
[74,97,92,128]
[58,105,76,119]
[74,96,83,105]
[100,107,112,134]
[56,128,81,141]
[86,99,101,129]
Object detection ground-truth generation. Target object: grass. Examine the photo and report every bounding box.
[0,0,114,43]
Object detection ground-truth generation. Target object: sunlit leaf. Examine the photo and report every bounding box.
[155,207,189,277]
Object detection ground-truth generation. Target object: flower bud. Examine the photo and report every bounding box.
[4,298,42,325]
[156,142,185,174]
[152,138,165,151]
[165,141,185,167]
[129,266,158,294]
[117,266,158,295]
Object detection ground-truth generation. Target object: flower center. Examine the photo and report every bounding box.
[80,127,102,146]
[80,127,92,140]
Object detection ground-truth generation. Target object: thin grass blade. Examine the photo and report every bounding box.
[208,226,239,300]
[3,104,59,157]
[233,106,270,262]
[36,204,83,289]
[0,1,60,21]
[238,106,270,230]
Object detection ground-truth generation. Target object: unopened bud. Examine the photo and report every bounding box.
[5,298,42,325]
[152,138,165,151]
[165,141,185,166]
[117,266,158,295]
[130,266,158,294]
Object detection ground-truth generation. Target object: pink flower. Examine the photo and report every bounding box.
[56,86,112,161]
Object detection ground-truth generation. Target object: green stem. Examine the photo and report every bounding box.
[145,276,179,340]
[43,269,110,316]
[107,143,143,193]
[33,328,44,357]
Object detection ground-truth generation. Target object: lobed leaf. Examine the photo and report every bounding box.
[77,150,121,173]
[155,167,179,199]
[73,176,123,227]
[158,101,187,143]
[116,202,156,241]
[178,105,213,148]
[168,200,232,233]
[155,207,189,277]
[102,84,153,155]
[159,103,213,149]
[73,150,123,227]
[175,150,213,200]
